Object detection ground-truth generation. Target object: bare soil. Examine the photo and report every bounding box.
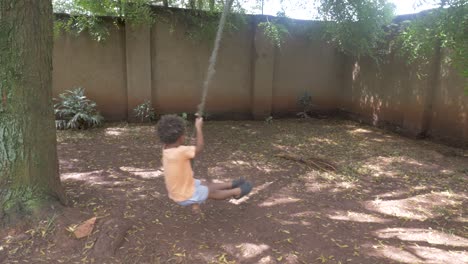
[1,119,467,264]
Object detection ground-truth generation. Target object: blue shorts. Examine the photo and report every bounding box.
[177,179,209,206]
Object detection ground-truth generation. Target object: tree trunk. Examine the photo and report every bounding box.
[0,0,66,221]
[163,0,169,7]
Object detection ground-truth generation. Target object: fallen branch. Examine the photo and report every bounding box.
[275,152,337,172]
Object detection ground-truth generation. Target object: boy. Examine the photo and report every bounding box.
[157,115,252,213]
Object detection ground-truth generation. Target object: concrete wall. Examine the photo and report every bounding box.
[340,54,411,129]
[51,10,467,147]
[340,48,467,147]
[272,23,341,115]
[53,23,127,121]
[52,12,343,121]
[430,50,468,146]
[125,24,152,122]
[150,15,254,117]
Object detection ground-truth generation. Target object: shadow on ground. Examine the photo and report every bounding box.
[1,119,467,263]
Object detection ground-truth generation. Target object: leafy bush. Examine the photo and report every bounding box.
[397,0,467,90]
[53,0,155,41]
[133,101,156,122]
[317,0,395,59]
[54,87,103,129]
[258,19,289,48]
[53,0,246,42]
[297,92,313,118]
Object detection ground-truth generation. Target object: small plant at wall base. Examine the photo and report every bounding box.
[54,87,103,130]
[297,92,313,118]
[133,101,157,122]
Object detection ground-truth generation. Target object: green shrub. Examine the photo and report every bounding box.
[258,20,289,48]
[133,101,156,122]
[54,87,103,129]
[396,1,467,92]
[297,92,313,118]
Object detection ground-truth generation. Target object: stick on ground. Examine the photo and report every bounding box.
[275,152,337,172]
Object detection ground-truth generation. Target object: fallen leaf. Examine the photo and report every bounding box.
[74,217,97,239]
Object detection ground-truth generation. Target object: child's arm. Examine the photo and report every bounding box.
[195,117,204,154]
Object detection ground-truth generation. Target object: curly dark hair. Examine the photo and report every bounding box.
[157,115,186,144]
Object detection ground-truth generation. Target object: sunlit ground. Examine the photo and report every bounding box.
[2,119,467,263]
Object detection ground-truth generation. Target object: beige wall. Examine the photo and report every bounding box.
[52,11,467,147]
[430,50,468,146]
[340,49,467,146]
[272,23,341,114]
[340,54,408,127]
[53,23,127,121]
[125,24,152,122]
[151,15,254,117]
[251,21,275,119]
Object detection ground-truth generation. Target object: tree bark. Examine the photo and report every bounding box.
[0,0,66,219]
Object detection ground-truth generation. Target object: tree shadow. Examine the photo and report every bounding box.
[8,120,465,263]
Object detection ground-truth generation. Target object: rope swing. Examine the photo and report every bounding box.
[196,0,234,117]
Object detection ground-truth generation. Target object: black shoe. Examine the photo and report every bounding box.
[232,178,245,189]
[235,182,253,199]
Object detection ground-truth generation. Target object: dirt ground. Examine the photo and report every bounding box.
[1,118,467,264]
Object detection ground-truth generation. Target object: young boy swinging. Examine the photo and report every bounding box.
[157,115,252,213]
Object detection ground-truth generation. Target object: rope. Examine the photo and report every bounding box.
[191,0,233,176]
[196,0,233,116]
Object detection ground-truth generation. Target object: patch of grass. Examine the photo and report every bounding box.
[439,227,457,236]
[432,206,453,219]
[338,165,364,182]
[26,213,58,238]
[448,173,467,185]
[1,187,46,219]
[318,172,339,182]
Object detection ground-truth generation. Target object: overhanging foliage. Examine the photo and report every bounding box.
[52,0,466,91]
